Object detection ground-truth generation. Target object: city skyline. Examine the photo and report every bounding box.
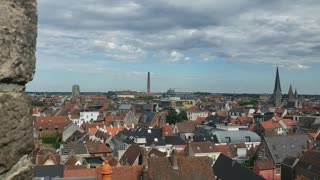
[27,0,320,94]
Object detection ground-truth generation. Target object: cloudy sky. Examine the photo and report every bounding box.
[27,0,320,94]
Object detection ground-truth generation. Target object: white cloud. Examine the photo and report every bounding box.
[37,0,320,68]
[167,50,190,62]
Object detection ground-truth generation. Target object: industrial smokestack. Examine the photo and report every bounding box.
[147,72,151,95]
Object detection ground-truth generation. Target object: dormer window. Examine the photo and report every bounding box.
[225,137,231,143]
[245,136,251,142]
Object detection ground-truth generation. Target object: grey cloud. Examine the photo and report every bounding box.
[38,0,320,68]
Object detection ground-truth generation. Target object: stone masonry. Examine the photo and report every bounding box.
[0,0,37,179]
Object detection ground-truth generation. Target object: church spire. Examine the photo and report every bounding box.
[288,84,294,101]
[294,88,298,98]
[273,66,282,93]
[272,66,282,107]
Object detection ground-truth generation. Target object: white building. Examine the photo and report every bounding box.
[186,106,209,121]
[79,111,100,124]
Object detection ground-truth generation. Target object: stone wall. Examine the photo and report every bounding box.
[0,0,37,179]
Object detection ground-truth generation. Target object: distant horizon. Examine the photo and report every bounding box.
[25,90,320,96]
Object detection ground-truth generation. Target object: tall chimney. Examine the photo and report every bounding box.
[147,72,151,95]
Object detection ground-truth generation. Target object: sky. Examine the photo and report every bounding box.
[26,0,320,94]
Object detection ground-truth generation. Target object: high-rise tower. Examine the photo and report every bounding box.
[72,84,80,98]
[147,72,150,95]
[272,67,282,107]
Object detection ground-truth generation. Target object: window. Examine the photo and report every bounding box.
[276,165,281,175]
[225,137,231,143]
[245,136,251,142]
[259,151,263,158]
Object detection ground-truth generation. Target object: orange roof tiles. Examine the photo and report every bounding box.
[36,116,69,124]
[215,145,235,159]
[104,116,122,123]
[162,125,174,136]
[281,119,297,126]
[187,106,201,113]
[89,125,134,136]
[64,168,97,178]
[260,120,282,129]
[195,117,207,124]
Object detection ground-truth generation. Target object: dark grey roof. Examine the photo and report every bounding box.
[60,142,88,156]
[229,108,244,113]
[118,104,132,110]
[264,134,310,164]
[145,128,165,146]
[213,154,264,180]
[212,130,261,144]
[165,136,186,145]
[114,127,165,146]
[282,156,298,167]
[141,111,155,123]
[34,165,64,180]
[194,135,218,143]
[84,157,104,167]
[206,116,227,124]
[195,126,216,136]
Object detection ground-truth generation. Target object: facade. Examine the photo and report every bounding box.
[187,106,209,121]
[79,111,100,124]
[72,85,80,98]
[256,134,311,179]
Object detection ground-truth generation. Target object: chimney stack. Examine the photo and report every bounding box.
[147,72,151,95]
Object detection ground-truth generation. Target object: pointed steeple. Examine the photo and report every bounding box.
[272,66,282,107]
[288,84,294,101]
[294,88,298,98]
[273,66,282,93]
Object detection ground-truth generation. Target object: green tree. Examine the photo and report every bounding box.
[178,111,188,121]
[166,107,180,125]
[166,108,187,124]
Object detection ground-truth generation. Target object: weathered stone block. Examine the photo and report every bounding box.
[0,93,34,176]
[0,0,37,84]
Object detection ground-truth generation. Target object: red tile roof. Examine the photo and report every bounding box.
[64,167,97,178]
[104,116,122,123]
[89,124,133,137]
[237,117,253,125]
[215,145,235,159]
[106,155,118,166]
[175,122,196,133]
[281,119,297,126]
[248,123,257,132]
[195,117,207,124]
[34,116,70,133]
[216,111,227,117]
[260,120,282,129]
[35,116,69,124]
[189,142,216,154]
[162,125,174,136]
[85,141,113,154]
[187,106,201,113]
